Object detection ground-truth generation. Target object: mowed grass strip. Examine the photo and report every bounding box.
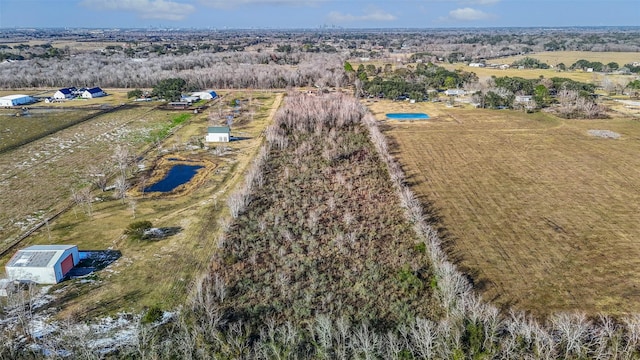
[383,104,640,317]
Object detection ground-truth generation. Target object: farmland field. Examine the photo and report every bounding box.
[370,100,640,316]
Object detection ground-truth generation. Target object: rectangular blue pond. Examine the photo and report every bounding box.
[144,164,203,193]
[386,113,430,120]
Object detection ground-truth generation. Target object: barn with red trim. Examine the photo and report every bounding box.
[5,245,79,284]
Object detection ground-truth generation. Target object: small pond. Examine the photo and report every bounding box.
[144,164,203,193]
[386,113,430,120]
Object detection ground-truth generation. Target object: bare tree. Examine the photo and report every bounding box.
[112,144,131,179]
[87,163,109,192]
[114,175,129,203]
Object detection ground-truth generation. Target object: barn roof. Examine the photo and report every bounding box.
[208,126,230,134]
[85,87,103,94]
[6,245,77,268]
[57,87,75,94]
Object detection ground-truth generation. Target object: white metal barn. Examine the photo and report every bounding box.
[206,126,230,142]
[81,87,106,99]
[5,245,80,284]
[0,94,35,107]
[192,90,218,100]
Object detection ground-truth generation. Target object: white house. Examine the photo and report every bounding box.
[181,95,199,104]
[0,94,35,107]
[53,87,76,100]
[444,89,466,96]
[191,90,218,100]
[81,87,106,99]
[515,95,534,103]
[5,245,80,284]
[206,126,230,142]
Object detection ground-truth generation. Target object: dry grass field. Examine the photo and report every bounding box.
[441,63,605,83]
[0,108,101,152]
[368,99,640,317]
[498,51,640,68]
[0,91,281,318]
[442,51,640,84]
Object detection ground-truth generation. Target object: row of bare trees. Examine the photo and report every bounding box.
[227,146,268,219]
[0,52,347,90]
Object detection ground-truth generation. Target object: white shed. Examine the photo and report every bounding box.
[81,87,106,99]
[191,90,218,100]
[5,245,80,284]
[515,95,533,103]
[0,94,35,107]
[444,89,466,96]
[206,126,230,142]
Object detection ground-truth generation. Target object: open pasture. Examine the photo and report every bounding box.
[0,105,169,250]
[0,91,281,318]
[377,101,640,316]
[0,108,101,153]
[441,62,608,84]
[498,51,640,68]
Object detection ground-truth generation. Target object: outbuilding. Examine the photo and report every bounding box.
[53,87,76,100]
[206,126,230,142]
[191,90,218,100]
[444,89,466,96]
[0,94,35,107]
[181,95,199,104]
[515,95,534,103]
[5,245,80,284]
[81,87,106,99]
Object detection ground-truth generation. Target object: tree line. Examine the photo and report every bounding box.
[0,51,348,90]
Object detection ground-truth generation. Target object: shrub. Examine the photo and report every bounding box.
[124,220,153,241]
[142,305,163,324]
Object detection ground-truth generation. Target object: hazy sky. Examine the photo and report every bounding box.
[0,0,637,29]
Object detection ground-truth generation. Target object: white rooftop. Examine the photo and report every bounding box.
[0,94,32,100]
[6,245,77,268]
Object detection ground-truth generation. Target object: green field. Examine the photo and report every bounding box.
[369,99,640,317]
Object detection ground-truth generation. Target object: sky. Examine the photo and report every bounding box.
[0,0,637,29]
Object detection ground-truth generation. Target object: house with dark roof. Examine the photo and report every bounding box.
[53,87,77,100]
[81,87,106,99]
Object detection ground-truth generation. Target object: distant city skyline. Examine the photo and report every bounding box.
[0,0,638,29]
